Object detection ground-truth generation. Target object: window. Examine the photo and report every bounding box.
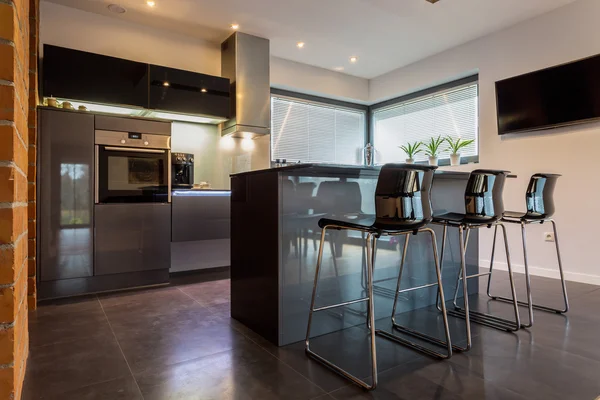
[372,80,478,165]
[271,95,366,165]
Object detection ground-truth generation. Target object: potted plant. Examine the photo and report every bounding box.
[445,136,475,166]
[423,136,445,166]
[399,141,422,164]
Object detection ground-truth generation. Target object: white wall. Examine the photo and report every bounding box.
[171,123,270,190]
[271,57,369,103]
[370,0,600,284]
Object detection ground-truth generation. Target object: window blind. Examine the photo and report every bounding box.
[271,96,366,165]
[372,83,478,164]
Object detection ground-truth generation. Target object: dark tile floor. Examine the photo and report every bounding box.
[23,269,600,400]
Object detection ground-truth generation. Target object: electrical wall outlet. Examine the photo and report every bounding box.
[544,232,555,242]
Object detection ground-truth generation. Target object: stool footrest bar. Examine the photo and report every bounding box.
[460,272,492,280]
[397,282,439,293]
[312,297,369,312]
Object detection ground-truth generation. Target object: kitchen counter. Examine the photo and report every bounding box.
[231,164,517,179]
[230,164,480,346]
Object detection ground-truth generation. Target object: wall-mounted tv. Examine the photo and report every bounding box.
[495,53,600,135]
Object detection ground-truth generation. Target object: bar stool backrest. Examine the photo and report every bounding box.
[525,173,561,219]
[464,169,510,223]
[374,164,437,231]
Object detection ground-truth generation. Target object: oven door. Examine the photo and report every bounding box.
[96,145,170,204]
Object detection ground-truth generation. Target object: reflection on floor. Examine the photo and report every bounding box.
[23,269,600,400]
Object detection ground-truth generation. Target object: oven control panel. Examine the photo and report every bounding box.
[95,130,171,150]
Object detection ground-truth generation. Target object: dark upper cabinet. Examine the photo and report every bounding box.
[148,65,230,118]
[43,44,148,108]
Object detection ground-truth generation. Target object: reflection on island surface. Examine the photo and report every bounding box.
[278,170,479,345]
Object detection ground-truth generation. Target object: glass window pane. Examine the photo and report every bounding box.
[373,84,478,164]
[271,97,366,165]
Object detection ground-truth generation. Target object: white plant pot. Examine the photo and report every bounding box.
[405,158,414,164]
[428,156,438,166]
[450,153,461,166]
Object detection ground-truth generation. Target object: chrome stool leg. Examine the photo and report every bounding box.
[550,219,570,313]
[485,224,499,298]
[305,228,378,390]
[488,219,569,326]
[448,223,521,332]
[435,225,472,352]
[376,229,453,359]
[452,228,471,308]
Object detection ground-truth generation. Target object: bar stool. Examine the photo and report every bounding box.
[487,173,568,328]
[305,164,452,390]
[433,170,521,351]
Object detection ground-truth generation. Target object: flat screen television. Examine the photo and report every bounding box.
[495,53,600,135]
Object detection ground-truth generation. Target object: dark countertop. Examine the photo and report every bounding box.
[230,164,471,179]
[230,164,516,179]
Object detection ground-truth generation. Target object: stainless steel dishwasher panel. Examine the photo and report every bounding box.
[94,203,171,275]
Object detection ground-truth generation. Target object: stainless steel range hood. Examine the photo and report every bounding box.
[220,32,270,138]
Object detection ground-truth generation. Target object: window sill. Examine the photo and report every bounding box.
[411,156,479,167]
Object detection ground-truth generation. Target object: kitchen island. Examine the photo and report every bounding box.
[230,164,479,346]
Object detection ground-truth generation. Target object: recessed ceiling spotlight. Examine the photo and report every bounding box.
[333,66,344,71]
[201,88,207,93]
[230,23,240,30]
[296,42,305,49]
[163,82,170,87]
[349,56,358,63]
[107,4,126,14]
[146,0,156,7]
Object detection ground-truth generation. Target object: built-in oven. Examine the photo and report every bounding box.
[95,130,171,204]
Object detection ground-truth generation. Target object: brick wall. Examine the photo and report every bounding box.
[0,0,38,398]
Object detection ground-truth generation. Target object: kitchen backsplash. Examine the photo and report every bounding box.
[171,122,270,189]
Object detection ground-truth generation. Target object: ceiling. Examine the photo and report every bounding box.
[43,0,576,79]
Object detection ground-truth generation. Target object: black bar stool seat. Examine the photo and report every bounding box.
[305,164,453,391]
[317,215,429,234]
[487,173,568,327]
[432,212,503,225]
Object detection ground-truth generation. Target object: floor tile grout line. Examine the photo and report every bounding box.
[175,286,218,314]
[97,295,146,400]
[178,285,333,395]
[166,287,332,396]
[228,323,333,396]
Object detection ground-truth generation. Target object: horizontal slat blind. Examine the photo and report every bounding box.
[373,84,478,164]
[271,97,366,165]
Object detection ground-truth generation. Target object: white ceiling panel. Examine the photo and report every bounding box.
[43,0,576,78]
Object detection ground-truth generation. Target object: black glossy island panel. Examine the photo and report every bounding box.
[230,164,479,346]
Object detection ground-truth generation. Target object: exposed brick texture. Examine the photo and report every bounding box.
[0,0,38,398]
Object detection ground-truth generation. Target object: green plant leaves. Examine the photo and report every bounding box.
[445,136,475,154]
[423,136,445,157]
[398,141,422,158]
